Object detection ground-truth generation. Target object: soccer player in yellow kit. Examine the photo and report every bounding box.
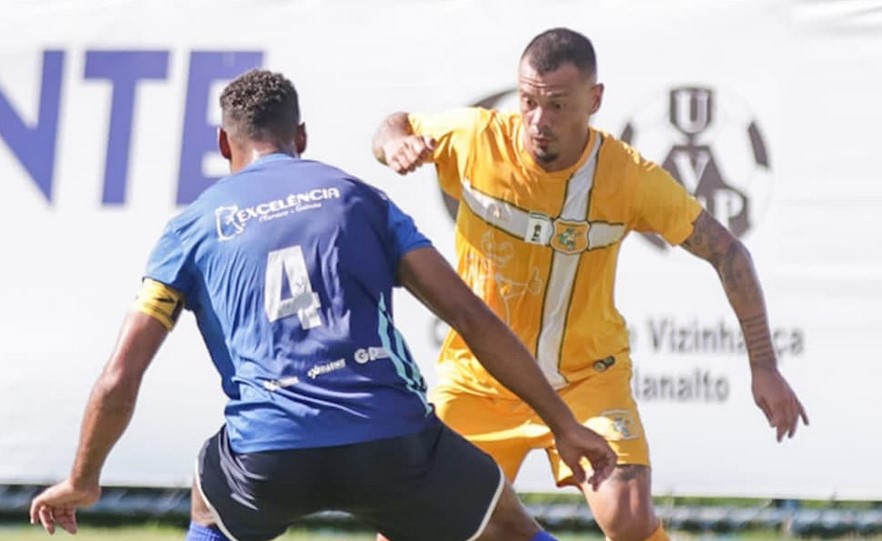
[373,28,808,541]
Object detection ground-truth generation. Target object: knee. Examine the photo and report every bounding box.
[586,465,664,541]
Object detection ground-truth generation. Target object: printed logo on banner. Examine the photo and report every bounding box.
[621,86,773,250]
[0,49,265,206]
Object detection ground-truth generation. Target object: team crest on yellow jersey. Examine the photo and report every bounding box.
[550,220,590,254]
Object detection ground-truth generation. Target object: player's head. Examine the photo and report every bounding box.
[518,28,604,169]
[218,69,307,167]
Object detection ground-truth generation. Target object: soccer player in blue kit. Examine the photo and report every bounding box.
[29,69,617,541]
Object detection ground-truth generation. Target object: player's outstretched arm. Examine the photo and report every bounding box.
[372,112,435,174]
[29,312,169,534]
[398,246,616,490]
[680,210,809,441]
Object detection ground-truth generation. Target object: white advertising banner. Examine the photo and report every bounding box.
[1,0,879,499]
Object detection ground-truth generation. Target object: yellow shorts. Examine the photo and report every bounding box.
[431,353,649,487]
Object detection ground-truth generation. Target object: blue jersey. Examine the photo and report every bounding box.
[144,154,436,452]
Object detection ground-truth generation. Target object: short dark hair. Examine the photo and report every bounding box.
[521,28,597,77]
[220,69,300,144]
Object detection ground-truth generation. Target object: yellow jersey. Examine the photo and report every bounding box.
[410,108,703,397]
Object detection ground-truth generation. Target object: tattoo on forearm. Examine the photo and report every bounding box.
[681,212,776,369]
[741,313,773,359]
[680,212,725,266]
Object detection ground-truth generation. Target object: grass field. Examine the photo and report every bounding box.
[6,493,882,540]
[6,494,882,541]
[5,524,882,540]
[2,525,609,540]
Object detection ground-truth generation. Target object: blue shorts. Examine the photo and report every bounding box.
[196,419,505,541]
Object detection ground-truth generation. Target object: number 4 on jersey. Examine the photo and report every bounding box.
[264,245,322,329]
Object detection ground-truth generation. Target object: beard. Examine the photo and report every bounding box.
[532,146,558,164]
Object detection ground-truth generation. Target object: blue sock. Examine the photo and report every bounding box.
[530,531,558,541]
[186,522,229,541]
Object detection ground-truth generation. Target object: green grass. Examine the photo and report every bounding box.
[5,524,882,541]
[1,524,608,540]
[2,525,181,540]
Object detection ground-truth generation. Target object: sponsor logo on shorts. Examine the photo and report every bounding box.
[597,409,639,441]
[354,346,390,364]
[262,376,300,392]
[307,358,347,379]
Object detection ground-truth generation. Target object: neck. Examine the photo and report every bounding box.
[230,142,298,174]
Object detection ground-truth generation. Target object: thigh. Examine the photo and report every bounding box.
[546,354,650,486]
[344,422,505,541]
[196,427,321,541]
[431,385,534,481]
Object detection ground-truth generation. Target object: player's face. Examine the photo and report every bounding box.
[518,59,601,168]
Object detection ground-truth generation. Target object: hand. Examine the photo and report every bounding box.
[554,423,617,492]
[30,478,101,534]
[751,366,809,441]
[383,135,435,175]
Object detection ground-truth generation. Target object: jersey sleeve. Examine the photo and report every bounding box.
[629,157,704,246]
[143,223,194,299]
[385,198,432,278]
[408,108,486,201]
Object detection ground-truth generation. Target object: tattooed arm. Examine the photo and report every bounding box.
[680,210,808,440]
[680,211,775,369]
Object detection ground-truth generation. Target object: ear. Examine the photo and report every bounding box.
[295,122,308,155]
[590,83,605,115]
[218,128,232,160]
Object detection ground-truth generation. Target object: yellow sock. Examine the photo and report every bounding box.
[642,523,670,541]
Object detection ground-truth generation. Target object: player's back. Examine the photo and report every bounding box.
[160,154,434,453]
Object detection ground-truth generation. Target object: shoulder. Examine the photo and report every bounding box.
[161,171,239,241]
[594,128,669,188]
[484,109,521,140]
[162,197,207,241]
[590,129,667,209]
[300,159,391,208]
[455,107,520,136]
[595,129,645,169]
[453,108,520,157]
[410,107,497,136]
